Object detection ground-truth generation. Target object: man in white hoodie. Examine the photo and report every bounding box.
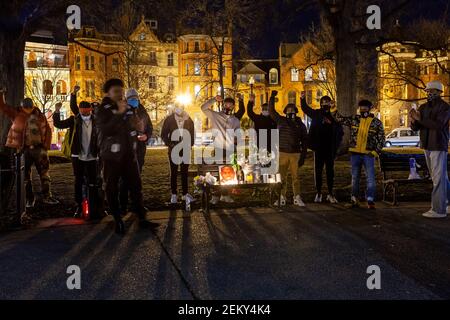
[201,95,241,204]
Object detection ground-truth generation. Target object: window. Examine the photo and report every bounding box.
[185,63,189,75]
[75,55,81,70]
[85,55,89,70]
[149,76,157,89]
[290,68,299,82]
[305,67,313,81]
[306,90,313,105]
[85,80,95,98]
[194,85,201,96]
[389,131,398,138]
[423,66,428,75]
[269,68,278,84]
[167,52,174,66]
[194,41,200,52]
[398,62,405,73]
[90,56,94,70]
[316,89,323,102]
[204,63,209,75]
[149,51,157,64]
[56,80,67,95]
[168,76,174,91]
[240,74,247,83]
[400,130,409,137]
[288,91,296,104]
[43,80,53,95]
[112,58,119,72]
[194,62,201,75]
[318,67,327,81]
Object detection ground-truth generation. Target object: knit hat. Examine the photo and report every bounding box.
[125,88,139,100]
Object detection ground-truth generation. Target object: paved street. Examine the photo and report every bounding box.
[1,202,449,299]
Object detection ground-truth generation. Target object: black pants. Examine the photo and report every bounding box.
[119,145,145,212]
[314,151,335,195]
[71,158,97,206]
[169,159,189,195]
[104,155,144,219]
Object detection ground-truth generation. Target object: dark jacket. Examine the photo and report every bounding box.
[411,97,450,151]
[95,97,141,162]
[135,104,153,158]
[234,98,245,120]
[53,93,98,157]
[161,111,195,149]
[247,100,277,151]
[269,96,308,161]
[300,97,343,158]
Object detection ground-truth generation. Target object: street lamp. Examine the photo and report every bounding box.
[249,76,255,95]
[175,93,192,106]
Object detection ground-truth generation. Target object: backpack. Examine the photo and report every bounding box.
[61,125,76,159]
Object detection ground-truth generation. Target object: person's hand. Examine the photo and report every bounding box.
[54,103,62,112]
[137,133,148,142]
[249,93,255,102]
[271,90,278,97]
[117,100,127,114]
[301,91,306,99]
[73,85,80,94]
[215,95,223,103]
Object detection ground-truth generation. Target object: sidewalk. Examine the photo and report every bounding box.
[0,202,448,299]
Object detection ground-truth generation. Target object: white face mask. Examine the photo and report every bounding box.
[81,114,91,121]
[261,110,269,116]
[174,107,183,116]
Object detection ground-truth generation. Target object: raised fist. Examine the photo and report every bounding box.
[271,90,278,97]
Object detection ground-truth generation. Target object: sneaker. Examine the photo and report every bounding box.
[170,194,178,204]
[74,206,82,218]
[184,193,194,211]
[274,195,286,206]
[326,194,338,204]
[26,199,35,208]
[293,195,306,207]
[220,195,234,203]
[422,210,447,219]
[210,195,220,205]
[367,201,376,210]
[314,193,322,203]
[347,196,360,208]
[42,197,59,205]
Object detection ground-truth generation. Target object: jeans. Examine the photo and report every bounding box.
[351,153,376,202]
[424,150,450,215]
[314,151,335,195]
[169,159,189,195]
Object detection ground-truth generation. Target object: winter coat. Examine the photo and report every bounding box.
[247,100,277,151]
[300,97,343,158]
[335,112,385,155]
[268,96,308,160]
[161,111,195,149]
[410,97,450,152]
[0,98,51,150]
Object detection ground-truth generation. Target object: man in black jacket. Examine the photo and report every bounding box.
[53,85,100,218]
[301,93,343,204]
[119,88,153,213]
[410,80,450,219]
[269,90,308,207]
[247,93,277,153]
[96,78,158,234]
[161,103,195,207]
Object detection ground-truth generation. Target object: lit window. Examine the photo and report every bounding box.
[305,67,313,81]
[149,51,157,64]
[56,80,67,95]
[290,68,299,82]
[194,85,201,96]
[167,52,174,66]
[288,91,296,104]
[194,62,201,75]
[43,80,53,95]
[318,67,327,81]
[149,76,157,89]
[269,68,278,84]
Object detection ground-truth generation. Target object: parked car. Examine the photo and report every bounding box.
[385,127,420,147]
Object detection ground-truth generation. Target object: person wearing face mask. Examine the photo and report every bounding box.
[118,88,153,214]
[53,85,101,219]
[301,93,343,204]
[201,95,241,204]
[334,100,385,209]
[96,79,159,234]
[268,90,308,207]
[161,103,195,206]
[0,90,57,222]
[247,93,277,152]
[410,80,450,219]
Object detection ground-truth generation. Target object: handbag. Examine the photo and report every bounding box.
[61,124,76,159]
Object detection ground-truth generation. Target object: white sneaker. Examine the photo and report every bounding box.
[326,194,338,204]
[293,195,306,207]
[210,195,220,205]
[220,195,234,203]
[314,193,322,203]
[422,210,447,219]
[184,193,194,204]
[274,195,286,206]
[170,194,178,204]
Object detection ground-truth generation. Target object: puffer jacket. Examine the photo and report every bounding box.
[0,97,51,150]
[268,96,308,157]
[335,112,385,155]
[410,97,450,151]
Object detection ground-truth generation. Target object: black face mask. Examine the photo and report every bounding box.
[427,92,440,102]
[286,113,296,119]
[360,111,370,118]
[321,104,331,112]
[223,109,233,115]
